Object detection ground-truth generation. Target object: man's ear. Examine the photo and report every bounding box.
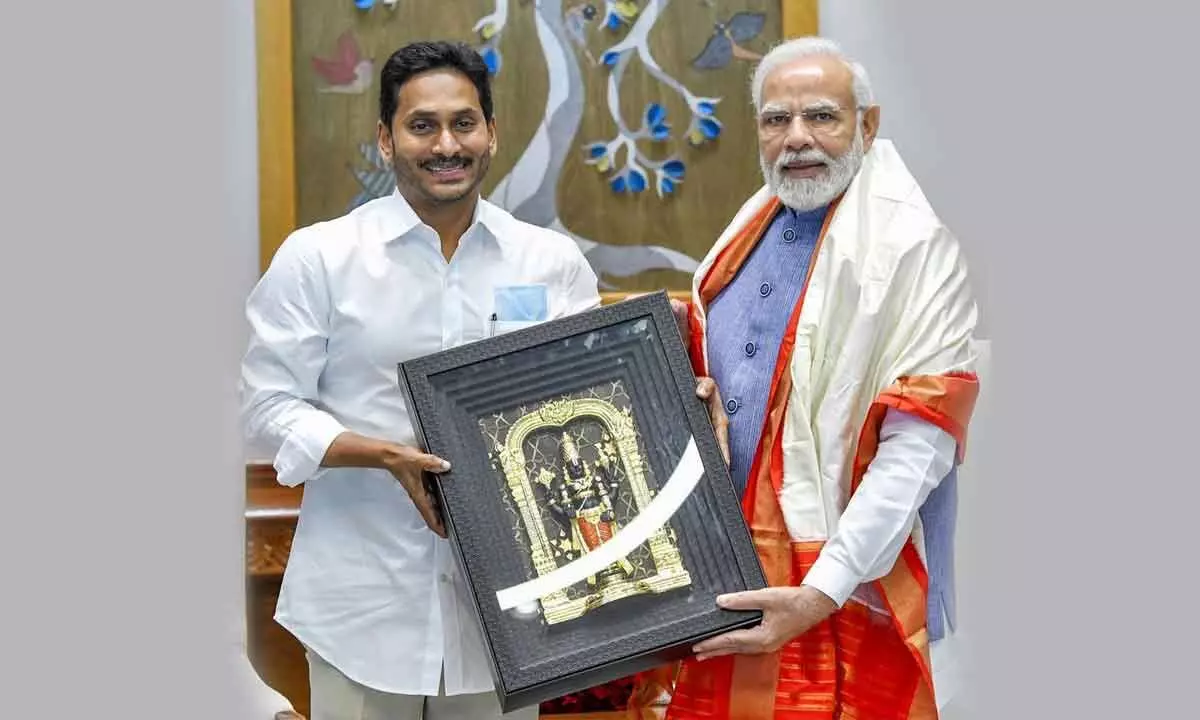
[377,120,392,162]
[861,105,881,152]
[487,117,498,156]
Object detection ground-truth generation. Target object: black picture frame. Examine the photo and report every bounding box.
[397,291,767,712]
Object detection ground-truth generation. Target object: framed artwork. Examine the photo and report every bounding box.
[397,292,767,711]
[255,0,819,301]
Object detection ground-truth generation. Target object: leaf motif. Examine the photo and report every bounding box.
[645,103,666,128]
[628,169,647,193]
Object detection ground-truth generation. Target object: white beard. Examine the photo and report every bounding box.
[761,129,864,212]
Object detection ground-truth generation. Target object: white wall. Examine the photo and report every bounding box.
[818,0,993,337]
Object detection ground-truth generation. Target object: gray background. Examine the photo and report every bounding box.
[1,1,1194,718]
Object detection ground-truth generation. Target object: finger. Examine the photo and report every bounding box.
[420,453,452,472]
[695,377,715,399]
[692,627,767,658]
[670,299,691,340]
[415,496,447,537]
[399,472,448,537]
[670,298,689,318]
[700,379,731,465]
[715,589,774,611]
[711,406,730,465]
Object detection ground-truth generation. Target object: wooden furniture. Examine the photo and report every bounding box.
[245,466,309,717]
[245,466,643,720]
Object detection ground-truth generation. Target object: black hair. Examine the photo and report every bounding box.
[378,40,494,127]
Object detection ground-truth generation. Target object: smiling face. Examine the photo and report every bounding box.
[756,53,879,211]
[378,67,497,212]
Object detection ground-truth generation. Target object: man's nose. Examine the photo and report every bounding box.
[433,127,462,155]
[783,116,814,153]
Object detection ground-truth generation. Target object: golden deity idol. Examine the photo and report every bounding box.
[486,392,692,625]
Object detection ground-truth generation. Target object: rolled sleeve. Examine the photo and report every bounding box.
[240,229,344,487]
[274,411,347,487]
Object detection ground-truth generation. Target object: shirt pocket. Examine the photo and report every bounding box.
[492,284,549,322]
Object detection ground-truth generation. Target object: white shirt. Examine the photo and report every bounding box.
[802,408,958,606]
[239,190,600,695]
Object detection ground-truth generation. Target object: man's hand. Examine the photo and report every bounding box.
[695,377,730,465]
[321,432,452,537]
[380,443,452,537]
[691,586,838,661]
[670,298,691,347]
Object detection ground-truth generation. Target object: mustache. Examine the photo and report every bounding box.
[775,149,831,169]
[420,156,472,170]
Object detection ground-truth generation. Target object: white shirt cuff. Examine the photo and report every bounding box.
[802,551,862,607]
[273,412,347,487]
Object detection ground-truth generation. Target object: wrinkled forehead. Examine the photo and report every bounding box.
[759,56,855,111]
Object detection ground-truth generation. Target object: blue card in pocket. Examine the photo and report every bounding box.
[493,284,549,321]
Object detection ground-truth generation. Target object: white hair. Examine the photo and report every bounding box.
[750,36,874,112]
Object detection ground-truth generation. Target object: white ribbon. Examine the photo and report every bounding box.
[494,436,704,611]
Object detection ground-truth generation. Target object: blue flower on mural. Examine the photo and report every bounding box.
[603,1,640,31]
[579,0,728,198]
[583,99,694,198]
[655,158,686,195]
[644,103,671,140]
[353,0,400,10]
[685,99,723,146]
[472,4,508,75]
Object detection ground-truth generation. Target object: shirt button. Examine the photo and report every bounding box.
[725,398,739,414]
[759,282,771,297]
[744,341,756,357]
[783,228,797,243]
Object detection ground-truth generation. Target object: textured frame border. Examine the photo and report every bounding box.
[398,292,767,711]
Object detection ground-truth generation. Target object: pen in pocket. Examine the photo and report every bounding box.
[488,312,497,338]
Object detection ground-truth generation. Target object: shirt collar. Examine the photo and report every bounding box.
[376,187,506,247]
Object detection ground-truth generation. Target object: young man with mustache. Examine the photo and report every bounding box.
[654,37,984,719]
[242,39,728,720]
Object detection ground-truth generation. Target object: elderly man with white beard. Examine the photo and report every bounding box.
[651,36,984,719]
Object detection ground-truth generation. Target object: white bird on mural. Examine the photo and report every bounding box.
[312,30,373,94]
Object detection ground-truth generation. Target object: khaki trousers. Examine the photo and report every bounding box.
[305,647,538,720]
